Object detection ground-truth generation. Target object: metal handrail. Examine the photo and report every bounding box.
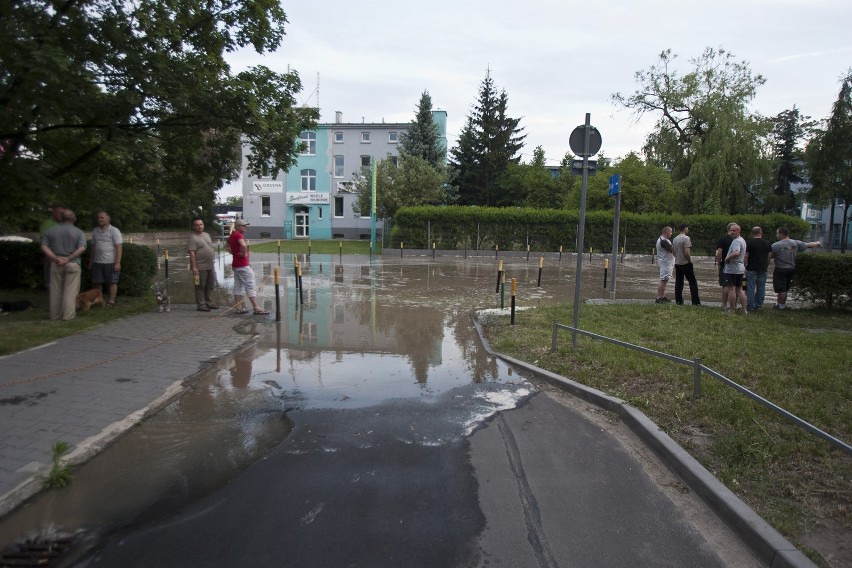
[551,321,851,456]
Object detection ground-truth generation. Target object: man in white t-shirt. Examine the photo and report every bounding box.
[655,226,674,304]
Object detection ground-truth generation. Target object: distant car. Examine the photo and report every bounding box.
[0,235,33,242]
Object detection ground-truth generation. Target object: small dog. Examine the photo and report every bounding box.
[76,288,104,313]
[154,282,170,313]
[0,300,34,313]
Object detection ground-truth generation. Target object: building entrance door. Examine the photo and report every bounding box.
[294,208,309,238]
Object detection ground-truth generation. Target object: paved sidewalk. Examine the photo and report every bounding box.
[0,305,265,515]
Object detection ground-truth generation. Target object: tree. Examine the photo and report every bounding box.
[807,70,852,253]
[354,155,450,221]
[499,146,564,209]
[450,69,525,206]
[0,0,318,231]
[398,91,445,167]
[612,48,773,214]
[769,107,814,215]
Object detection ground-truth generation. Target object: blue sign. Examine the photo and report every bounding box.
[608,173,621,196]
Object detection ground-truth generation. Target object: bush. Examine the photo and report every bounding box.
[792,254,852,309]
[0,241,158,296]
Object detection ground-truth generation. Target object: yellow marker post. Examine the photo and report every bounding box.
[537,256,544,287]
[274,267,281,321]
[604,258,609,288]
[496,259,504,293]
[510,278,517,325]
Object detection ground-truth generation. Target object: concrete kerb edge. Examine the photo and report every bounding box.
[0,333,261,519]
[470,312,817,568]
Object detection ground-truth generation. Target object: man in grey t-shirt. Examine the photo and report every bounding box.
[770,227,821,310]
[722,224,748,314]
[41,210,86,320]
[188,217,219,311]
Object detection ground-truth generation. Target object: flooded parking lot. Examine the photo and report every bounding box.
[0,251,768,564]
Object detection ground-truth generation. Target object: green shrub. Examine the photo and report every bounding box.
[0,241,157,296]
[792,254,852,309]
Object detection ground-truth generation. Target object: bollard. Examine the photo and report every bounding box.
[604,258,609,288]
[526,244,530,262]
[495,259,503,293]
[297,263,303,305]
[510,278,517,325]
[500,273,506,309]
[620,246,625,264]
[495,244,499,260]
[274,268,281,322]
[339,241,343,261]
[589,247,593,262]
[651,248,655,265]
[294,258,300,289]
[400,242,404,258]
[559,245,563,263]
[308,239,311,258]
[157,238,160,258]
[432,242,436,260]
[164,249,169,279]
[537,256,543,287]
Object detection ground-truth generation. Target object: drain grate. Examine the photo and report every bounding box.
[0,537,74,567]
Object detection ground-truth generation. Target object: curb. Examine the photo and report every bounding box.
[471,313,817,568]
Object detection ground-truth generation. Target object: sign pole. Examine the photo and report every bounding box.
[571,114,592,347]
[609,173,621,298]
[370,158,377,253]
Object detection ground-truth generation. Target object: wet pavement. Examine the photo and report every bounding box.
[0,250,807,567]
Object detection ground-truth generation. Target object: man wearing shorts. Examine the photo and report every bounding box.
[90,211,122,307]
[655,226,674,303]
[227,219,268,315]
[770,227,822,310]
[722,224,748,314]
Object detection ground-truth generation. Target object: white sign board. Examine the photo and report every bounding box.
[252,180,283,194]
[286,192,330,205]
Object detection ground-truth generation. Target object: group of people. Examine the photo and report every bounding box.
[656,223,821,314]
[40,207,123,320]
[40,207,268,321]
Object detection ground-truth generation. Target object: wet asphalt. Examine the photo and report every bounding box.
[0,251,816,567]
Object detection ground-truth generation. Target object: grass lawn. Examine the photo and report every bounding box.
[0,289,155,356]
[480,303,851,565]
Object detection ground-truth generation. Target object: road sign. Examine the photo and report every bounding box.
[570,160,597,176]
[608,173,621,196]
[569,125,602,157]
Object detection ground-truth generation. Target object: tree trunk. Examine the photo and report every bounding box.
[841,200,850,254]
[827,199,836,252]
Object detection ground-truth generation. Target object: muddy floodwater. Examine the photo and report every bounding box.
[0,251,760,552]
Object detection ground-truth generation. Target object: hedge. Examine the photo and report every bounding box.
[0,241,158,296]
[391,206,809,256]
[791,254,852,309]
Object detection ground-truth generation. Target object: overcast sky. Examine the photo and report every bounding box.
[221,0,851,197]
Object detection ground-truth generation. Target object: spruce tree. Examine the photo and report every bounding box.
[398,91,445,167]
[770,107,813,215]
[450,69,525,206]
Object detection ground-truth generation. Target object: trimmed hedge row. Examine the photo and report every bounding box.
[792,254,852,309]
[392,206,809,256]
[0,241,157,296]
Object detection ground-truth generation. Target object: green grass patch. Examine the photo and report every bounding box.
[481,303,851,555]
[250,240,381,255]
[0,289,155,356]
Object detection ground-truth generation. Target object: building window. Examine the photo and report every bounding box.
[261,196,271,217]
[361,132,370,143]
[389,155,399,167]
[334,155,344,177]
[334,196,344,217]
[317,207,323,220]
[389,132,398,143]
[300,132,316,155]
[334,131,344,143]
[361,155,371,167]
[301,169,316,191]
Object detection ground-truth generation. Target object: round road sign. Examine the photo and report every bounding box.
[569,126,602,157]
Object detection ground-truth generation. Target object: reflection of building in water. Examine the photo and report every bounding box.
[264,257,444,383]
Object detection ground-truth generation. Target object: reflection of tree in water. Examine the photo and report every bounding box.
[347,298,444,385]
[449,308,499,384]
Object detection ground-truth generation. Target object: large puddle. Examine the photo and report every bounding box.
[0,250,760,550]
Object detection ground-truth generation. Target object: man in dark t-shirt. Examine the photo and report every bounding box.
[744,226,772,311]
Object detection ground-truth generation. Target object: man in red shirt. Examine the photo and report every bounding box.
[226,219,268,315]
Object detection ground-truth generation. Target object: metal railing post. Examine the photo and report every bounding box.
[693,357,702,398]
[551,321,559,352]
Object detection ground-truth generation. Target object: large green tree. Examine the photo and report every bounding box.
[450,69,525,206]
[612,48,773,215]
[806,70,852,253]
[499,146,565,209]
[354,155,450,220]
[769,107,814,215]
[398,90,445,167]
[0,0,318,231]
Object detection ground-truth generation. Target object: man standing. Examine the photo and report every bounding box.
[722,224,748,315]
[672,223,701,305]
[40,209,86,320]
[770,227,822,310]
[744,227,771,311]
[715,222,735,309]
[227,219,268,315]
[188,217,219,312]
[655,226,674,304]
[89,211,123,307]
[40,205,65,290]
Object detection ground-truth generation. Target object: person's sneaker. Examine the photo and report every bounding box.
[772,304,785,310]
[197,305,211,312]
[206,304,220,310]
[655,297,671,304]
